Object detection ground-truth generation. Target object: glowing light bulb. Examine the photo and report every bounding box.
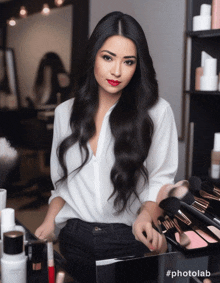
[19,6,27,18]
[55,0,64,6]
[41,4,50,15]
[7,18,16,26]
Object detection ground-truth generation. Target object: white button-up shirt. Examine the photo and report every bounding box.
[49,97,178,228]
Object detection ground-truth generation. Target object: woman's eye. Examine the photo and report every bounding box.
[102,55,112,61]
[125,60,135,66]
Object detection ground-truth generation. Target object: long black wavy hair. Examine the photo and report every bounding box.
[33,52,71,105]
[57,11,159,213]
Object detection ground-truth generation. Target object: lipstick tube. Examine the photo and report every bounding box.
[47,241,55,283]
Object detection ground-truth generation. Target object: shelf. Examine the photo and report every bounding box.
[185,91,220,95]
[187,29,220,38]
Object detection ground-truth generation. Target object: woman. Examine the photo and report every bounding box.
[35,11,178,282]
[33,52,71,107]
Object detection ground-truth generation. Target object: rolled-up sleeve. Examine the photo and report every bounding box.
[48,100,73,203]
[143,102,178,202]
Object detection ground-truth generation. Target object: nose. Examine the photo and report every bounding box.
[111,61,121,78]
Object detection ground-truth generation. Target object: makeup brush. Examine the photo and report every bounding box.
[201,181,220,200]
[56,271,65,283]
[159,197,192,225]
[200,181,220,218]
[176,181,220,229]
[202,180,220,197]
[165,216,191,247]
[157,216,177,242]
[169,186,210,213]
[188,176,202,197]
[188,177,220,218]
[158,215,191,247]
[160,196,220,230]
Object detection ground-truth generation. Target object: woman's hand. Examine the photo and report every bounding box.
[35,220,55,240]
[132,207,167,253]
[35,196,65,240]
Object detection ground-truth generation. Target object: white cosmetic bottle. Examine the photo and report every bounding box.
[1,231,27,283]
[0,208,15,258]
[1,208,16,239]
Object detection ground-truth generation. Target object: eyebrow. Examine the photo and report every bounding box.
[101,50,137,59]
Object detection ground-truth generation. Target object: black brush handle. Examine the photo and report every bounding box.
[180,202,220,230]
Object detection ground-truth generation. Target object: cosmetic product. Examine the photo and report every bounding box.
[195,67,203,90]
[47,241,55,283]
[200,182,220,218]
[0,188,7,211]
[0,188,7,250]
[165,216,191,247]
[193,4,211,31]
[1,208,16,239]
[212,0,220,29]
[211,133,220,179]
[195,229,218,243]
[15,225,27,244]
[195,51,214,91]
[159,198,220,253]
[1,231,27,283]
[27,240,45,272]
[56,271,65,283]
[169,185,210,213]
[208,225,220,239]
[160,196,220,232]
[175,229,208,249]
[200,189,220,201]
[202,180,220,197]
[189,178,220,217]
[200,58,218,91]
[188,176,202,192]
[181,201,220,230]
[159,197,192,225]
[159,216,208,250]
[0,208,16,258]
[157,216,177,242]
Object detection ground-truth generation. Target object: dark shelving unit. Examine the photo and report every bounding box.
[185,0,220,179]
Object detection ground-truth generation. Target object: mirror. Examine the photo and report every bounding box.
[6,4,73,108]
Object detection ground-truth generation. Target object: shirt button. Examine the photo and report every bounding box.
[94,226,101,231]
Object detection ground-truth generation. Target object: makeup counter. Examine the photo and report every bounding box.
[0,220,220,283]
[1,176,220,283]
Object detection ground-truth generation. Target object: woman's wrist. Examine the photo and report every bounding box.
[138,201,164,227]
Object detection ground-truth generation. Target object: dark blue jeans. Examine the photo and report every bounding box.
[59,218,151,283]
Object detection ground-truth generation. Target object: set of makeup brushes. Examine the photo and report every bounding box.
[158,177,220,252]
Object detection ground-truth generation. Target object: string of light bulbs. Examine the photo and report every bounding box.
[7,0,65,26]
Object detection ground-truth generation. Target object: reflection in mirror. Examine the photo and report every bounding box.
[7,4,72,108]
[0,47,19,109]
[33,52,71,108]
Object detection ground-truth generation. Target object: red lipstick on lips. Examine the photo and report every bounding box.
[107,79,121,86]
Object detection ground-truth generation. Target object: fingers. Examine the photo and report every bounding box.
[35,228,45,240]
[134,222,163,251]
[35,226,51,240]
